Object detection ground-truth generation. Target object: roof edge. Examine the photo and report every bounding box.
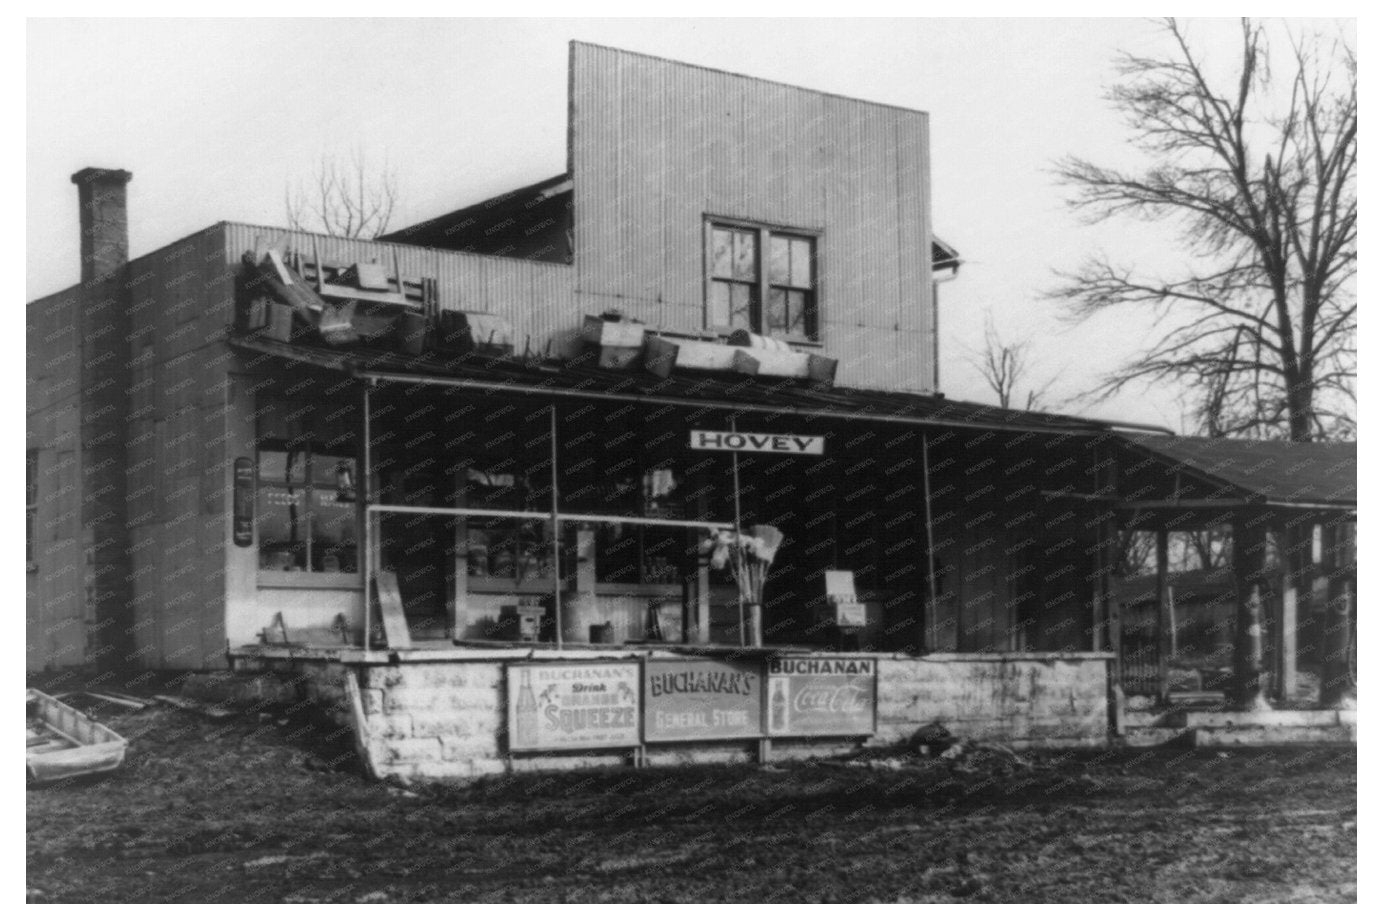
[569,39,932,119]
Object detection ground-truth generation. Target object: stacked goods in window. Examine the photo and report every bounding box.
[466,531,490,577]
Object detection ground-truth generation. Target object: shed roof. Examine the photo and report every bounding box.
[229,333,1113,438]
[381,174,965,271]
[1121,434,1356,509]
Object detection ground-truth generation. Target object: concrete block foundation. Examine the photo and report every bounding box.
[233,648,1117,782]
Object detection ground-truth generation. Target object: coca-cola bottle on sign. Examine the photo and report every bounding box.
[770,680,787,732]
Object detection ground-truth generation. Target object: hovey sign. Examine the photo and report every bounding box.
[689,430,824,455]
[766,657,876,737]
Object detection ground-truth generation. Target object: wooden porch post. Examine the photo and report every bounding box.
[1274,524,1299,701]
[450,467,468,642]
[1230,514,1271,712]
[1155,528,1170,702]
[361,381,372,651]
[1091,444,1120,664]
[1318,519,1356,708]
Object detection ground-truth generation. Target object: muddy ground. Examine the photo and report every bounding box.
[27,692,1355,903]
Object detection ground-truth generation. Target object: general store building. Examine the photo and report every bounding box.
[27,43,1354,778]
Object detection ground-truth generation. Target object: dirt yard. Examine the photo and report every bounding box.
[27,689,1356,903]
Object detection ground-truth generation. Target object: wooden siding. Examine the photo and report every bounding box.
[569,42,936,392]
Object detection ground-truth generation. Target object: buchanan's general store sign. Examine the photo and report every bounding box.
[506,657,876,752]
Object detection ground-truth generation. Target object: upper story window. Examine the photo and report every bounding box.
[706,221,817,341]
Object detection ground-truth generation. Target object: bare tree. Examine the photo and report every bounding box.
[1053,18,1356,442]
[1116,529,1157,578]
[969,313,1060,411]
[1185,527,1231,571]
[286,149,399,240]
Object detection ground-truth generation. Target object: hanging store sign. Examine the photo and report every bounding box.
[507,662,641,752]
[765,657,877,738]
[644,659,763,742]
[689,430,825,455]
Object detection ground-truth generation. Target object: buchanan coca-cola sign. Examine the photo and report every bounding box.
[765,657,877,737]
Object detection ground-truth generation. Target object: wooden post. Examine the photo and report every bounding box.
[1167,584,1178,658]
[1319,519,1356,708]
[549,404,563,650]
[1231,515,1271,712]
[1155,528,1170,702]
[730,416,748,647]
[450,466,468,642]
[1276,577,1298,701]
[361,382,372,651]
[687,486,711,645]
[921,432,938,655]
[1091,445,1119,667]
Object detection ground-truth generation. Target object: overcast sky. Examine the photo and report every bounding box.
[26,18,1350,431]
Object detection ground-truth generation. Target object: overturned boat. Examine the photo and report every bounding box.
[26,689,128,783]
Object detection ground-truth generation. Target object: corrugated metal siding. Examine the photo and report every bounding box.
[119,225,235,669]
[26,288,86,671]
[222,224,578,359]
[570,42,936,392]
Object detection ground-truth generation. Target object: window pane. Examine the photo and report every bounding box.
[313,456,356,497]
[786,290,810,338]
[642,530,682,584]
[642,466,682,518]
[259,449,307,485]
[765,288,788,337]
[708,281,731,327]
[732,231,757,281]
[312,490,357,572]
[259,470,307,569]
[711,228,732,277]
[790,238,813,288]
[596,524,640,584]
[768,236,790,285]
[729,283,755,330]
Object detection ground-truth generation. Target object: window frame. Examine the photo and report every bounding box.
[252,398,362,588]
[256,440,360,578]
[26,449,38,570]
[703,217,822,344]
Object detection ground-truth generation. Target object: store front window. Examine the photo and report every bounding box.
[256,400,358,574]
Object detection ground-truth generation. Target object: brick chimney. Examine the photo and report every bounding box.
[71,167,133,283]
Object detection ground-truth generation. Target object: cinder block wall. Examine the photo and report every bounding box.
[279,653,1111,782]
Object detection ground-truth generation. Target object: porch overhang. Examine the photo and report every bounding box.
[228,332,1129,439]
[1112,434,1356,530]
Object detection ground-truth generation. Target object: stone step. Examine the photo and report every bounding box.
[1175,708,1354,729]
[1121,727,1190,748]
[1190,723,1356,748]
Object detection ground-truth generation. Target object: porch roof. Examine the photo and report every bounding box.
[229,333,1131,438]
[1120,434,1356,510]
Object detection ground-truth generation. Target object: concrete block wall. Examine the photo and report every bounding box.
[271,652,1112,783]
[875,656,1111,749]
